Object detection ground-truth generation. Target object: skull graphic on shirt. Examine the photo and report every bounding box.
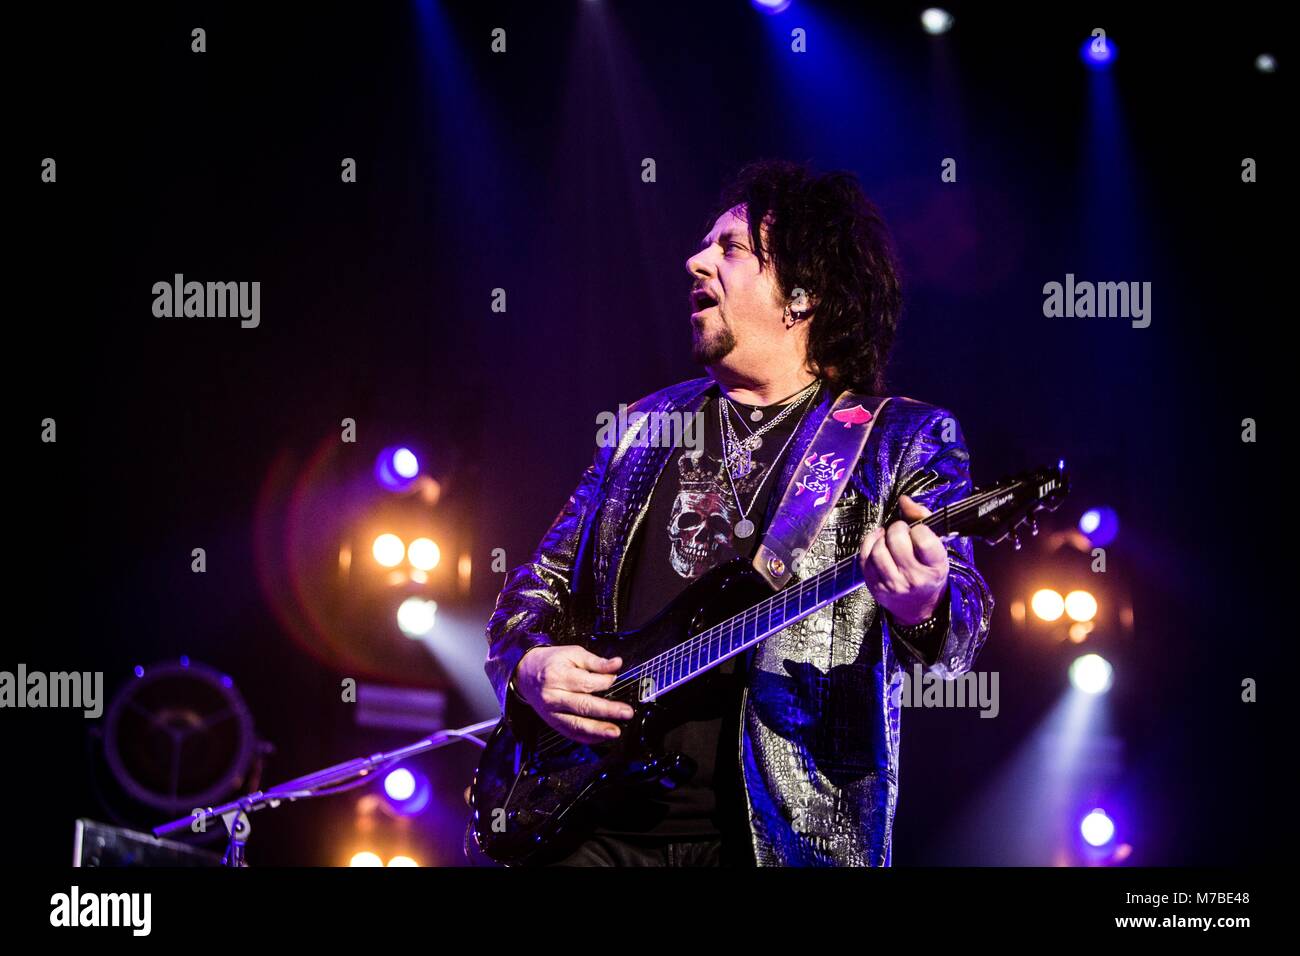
[667,487,734,578]
[667,449,766,579]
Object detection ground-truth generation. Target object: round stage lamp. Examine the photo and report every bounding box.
[1081,35,1118,69]
[1069,654,1114,695]
[921,8,954,35]
[1031,589,1065,622]
[349,851,383,867]
[1078,507,1120,547]
[384,768,416,802]
[408,537,440,571]
[1065,590,1098,622]
[375,446,420,492]
[396,597,437,638]
[102,659,258,814]
[372,533,405,568]
[1081,809,1116,847]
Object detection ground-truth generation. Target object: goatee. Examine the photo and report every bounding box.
[691,323,736,366]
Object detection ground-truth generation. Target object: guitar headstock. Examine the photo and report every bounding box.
[934,459,1070,549]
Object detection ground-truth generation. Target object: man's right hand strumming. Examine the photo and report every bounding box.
[512,646,637,746]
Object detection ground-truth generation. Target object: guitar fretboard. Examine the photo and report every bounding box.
[616,475,1046,701]
[634,553,867,700]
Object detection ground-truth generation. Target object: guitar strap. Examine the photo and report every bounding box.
[752,392,892,590]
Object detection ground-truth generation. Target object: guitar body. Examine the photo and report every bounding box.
[468,557,770,866]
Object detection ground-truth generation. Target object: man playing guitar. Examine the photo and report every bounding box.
[481,159,995,866]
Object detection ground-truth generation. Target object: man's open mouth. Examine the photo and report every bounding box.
[691,289,718,313]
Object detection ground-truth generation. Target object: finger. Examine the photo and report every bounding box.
[549,688,635,722]
[577,650,622,673]
[549,712,622,745]
[898,494,932,520]
[859,527,884,561]
[886,519,919,577]
[868,533,908,592]
[909,523,948,568]
[565,666,620,695]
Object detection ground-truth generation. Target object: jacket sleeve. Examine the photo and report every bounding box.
[882,408,994,678]
[484,439,614,713]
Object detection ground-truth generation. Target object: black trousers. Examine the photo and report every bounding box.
[543,832,753,867]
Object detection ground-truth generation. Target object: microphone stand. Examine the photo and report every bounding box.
[152,717,499,866]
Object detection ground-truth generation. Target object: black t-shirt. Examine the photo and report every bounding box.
[591,381,823,839]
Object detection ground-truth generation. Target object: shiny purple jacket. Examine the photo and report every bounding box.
[483,376,994,865]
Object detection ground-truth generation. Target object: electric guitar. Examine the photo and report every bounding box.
[468,462,1069,865]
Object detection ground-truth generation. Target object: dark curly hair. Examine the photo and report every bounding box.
[705,159,902,395]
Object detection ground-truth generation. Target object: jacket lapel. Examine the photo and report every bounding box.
[594,378,714,629]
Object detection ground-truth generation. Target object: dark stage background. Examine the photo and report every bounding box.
[11,1,1285,867]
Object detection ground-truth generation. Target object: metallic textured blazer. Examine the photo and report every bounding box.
[483,376,994,866]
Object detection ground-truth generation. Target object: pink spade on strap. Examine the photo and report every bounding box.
[831,405,872,427]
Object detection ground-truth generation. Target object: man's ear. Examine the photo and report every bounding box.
[789,287,819,313]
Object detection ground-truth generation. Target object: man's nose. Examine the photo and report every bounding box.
[686,250,711,279]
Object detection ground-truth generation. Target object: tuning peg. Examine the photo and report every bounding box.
[1030,519,1039,536]
[1012,532,1023,551]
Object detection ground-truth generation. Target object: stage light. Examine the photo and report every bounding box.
[382,764,432,815]
[375,446,420,492]
[387,855,419,867]
[1081,35,1118,70]
[1255,53,1276,73]
[920,8,953,35]
[408,537,441,571]
[396,597,438,638]
[1065,590,1098,622]
[751,0,792,14]
[1069,654,1114,695]
[349,851,384,867]
[384,768,416,801]
[133,665,145,678]
[1079,506,1120,546]
[1031,589,1065,622]
[393,448,419,478]
[372,533,406,568]
[1080,809,1116,847]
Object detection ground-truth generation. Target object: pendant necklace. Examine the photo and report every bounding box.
[720,379,819,480]
[729,378,819,424]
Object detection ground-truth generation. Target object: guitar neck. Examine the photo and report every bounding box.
[625,553,867,701]
[623,488,1009,701]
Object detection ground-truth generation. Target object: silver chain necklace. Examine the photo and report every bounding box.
[718,391,814,539]
[728,378,819,426]
[721,380,818,480]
